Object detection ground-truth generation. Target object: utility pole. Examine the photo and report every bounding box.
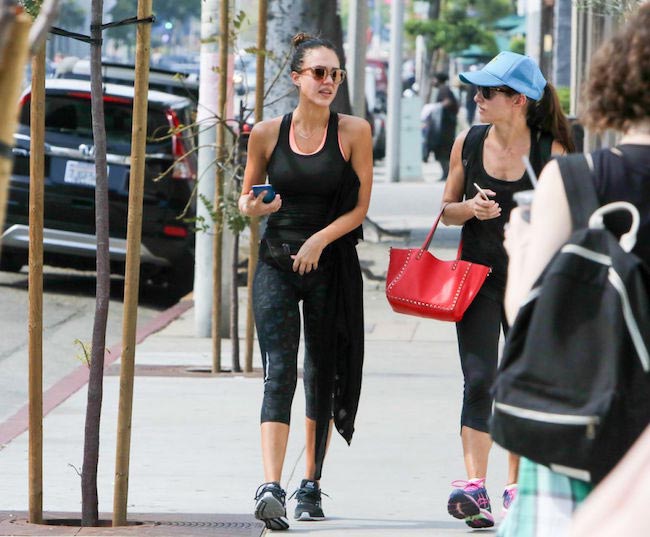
[347,0,368,118]
[194,0,219,338]
[244,0,267,373]
[385,0,404,182]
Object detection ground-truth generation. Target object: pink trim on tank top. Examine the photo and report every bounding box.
[289,118,347,160]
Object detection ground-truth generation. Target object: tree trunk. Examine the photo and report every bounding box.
[230,231,240,371]
[265,0,350,118]
[81,0,109,527]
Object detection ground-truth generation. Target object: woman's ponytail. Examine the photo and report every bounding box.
[527,83,575,153]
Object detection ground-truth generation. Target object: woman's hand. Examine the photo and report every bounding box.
[470,189,501,220]
[238,190,282,217]
[291,233,327,275]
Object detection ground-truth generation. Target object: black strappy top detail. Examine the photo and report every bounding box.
[265,111,347,240]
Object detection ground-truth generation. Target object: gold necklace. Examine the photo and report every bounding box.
[294,120,327,140]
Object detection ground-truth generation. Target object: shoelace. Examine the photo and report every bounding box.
[450,478,486,492]
[289,485,330,503]
[254,482,286,502]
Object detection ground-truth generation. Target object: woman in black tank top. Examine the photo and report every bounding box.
[502,6,650,535]
[238,32,373,530]
[437,52,574,529]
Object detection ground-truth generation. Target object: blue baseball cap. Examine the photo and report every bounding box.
[459,51,547,100]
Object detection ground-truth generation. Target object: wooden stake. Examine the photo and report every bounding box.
[244,0,267,373]
[212,0,229,373]
[28,43,46,527]
[0,12,31,252]
[113,0,152,526]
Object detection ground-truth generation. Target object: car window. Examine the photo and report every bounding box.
[19,95,170,146]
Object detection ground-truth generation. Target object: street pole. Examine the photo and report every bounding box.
[212,0,229,372]
[195,0,219,338]
[28,43,46,526]
[347,0,368,118]
[385,0,404,182]
[244,0,267,373]
[113,0,152,525]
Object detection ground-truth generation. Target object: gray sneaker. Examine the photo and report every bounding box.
[292,479,326,521]
[254,482,289,531]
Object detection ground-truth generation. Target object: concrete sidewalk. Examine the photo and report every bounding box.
[0,238,509,536]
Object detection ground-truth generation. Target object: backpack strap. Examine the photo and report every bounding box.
[557,153,600,230]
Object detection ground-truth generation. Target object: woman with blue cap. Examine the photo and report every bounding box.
[439,51,574,529]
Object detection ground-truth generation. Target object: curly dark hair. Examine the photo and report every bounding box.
[290,32,341,73]
[581,2,650,133]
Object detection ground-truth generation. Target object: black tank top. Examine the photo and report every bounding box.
[264,111,347,240]
[591,144,650,266]
[461,124,552,300]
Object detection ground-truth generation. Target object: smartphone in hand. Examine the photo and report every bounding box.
[251,184,276,203]
[473,182,491,201]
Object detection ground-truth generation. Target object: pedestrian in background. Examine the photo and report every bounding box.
[238,32,373,531]
[439,51,573,529]
[501,5,650,535]
[430,72,458,181]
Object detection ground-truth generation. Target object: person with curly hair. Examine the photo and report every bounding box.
[501,4,650,535]
[238,32,373,530]
[439,51,573,529]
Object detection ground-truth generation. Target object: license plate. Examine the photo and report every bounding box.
[64,161,107,187]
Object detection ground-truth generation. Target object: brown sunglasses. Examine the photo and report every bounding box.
[478,86,517,99]
[298,65,346,85]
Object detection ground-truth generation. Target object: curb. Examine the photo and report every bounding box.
[0,299,194,447]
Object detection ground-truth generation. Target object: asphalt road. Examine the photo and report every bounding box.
[0,267,168,427]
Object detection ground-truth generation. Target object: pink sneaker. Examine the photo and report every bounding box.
[502,483,518,515]
[447,478,495,529]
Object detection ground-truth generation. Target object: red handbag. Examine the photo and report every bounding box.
[386,205,491,322]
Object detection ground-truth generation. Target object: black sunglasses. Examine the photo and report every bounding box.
[298,65,347,85]
[478,86,517,99]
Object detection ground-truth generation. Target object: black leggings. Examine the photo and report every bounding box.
[253,260,330,425]
[455,292,509,433]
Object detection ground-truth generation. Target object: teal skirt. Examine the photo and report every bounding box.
[497,458,594,537]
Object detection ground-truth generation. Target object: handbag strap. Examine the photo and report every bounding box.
[418,203,454,259]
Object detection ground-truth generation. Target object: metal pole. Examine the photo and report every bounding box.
[113,0,152,525]
[347,0,368,118]
[194,0,219,338]
[212,0,229,372]
[28,43,46,526]
[244,0,267,373]
[385,0,403,182]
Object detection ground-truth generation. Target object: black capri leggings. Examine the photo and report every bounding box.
[253,260,331,425]
[455,292,509,433]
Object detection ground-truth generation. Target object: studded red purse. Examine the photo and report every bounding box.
[386,205,491,322]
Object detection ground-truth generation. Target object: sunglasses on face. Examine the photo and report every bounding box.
[298,65,347,85]
[478,86,517,99]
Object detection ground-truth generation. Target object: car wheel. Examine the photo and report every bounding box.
[163,250,195,301]
[0,250,25,272]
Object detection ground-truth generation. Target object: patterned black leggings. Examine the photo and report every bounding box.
[253,260,331,425]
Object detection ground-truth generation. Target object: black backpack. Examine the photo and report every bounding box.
[490,154,650,484]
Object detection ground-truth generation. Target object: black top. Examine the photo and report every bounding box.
[259,111,365,480]
[461,124,552,301]
[264,111,347,241]
[591,144,650,266]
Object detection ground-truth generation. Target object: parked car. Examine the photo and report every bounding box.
[56,59,199,102]
[1,79,197,298]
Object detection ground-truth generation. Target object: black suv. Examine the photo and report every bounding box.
[1,79,197,297]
